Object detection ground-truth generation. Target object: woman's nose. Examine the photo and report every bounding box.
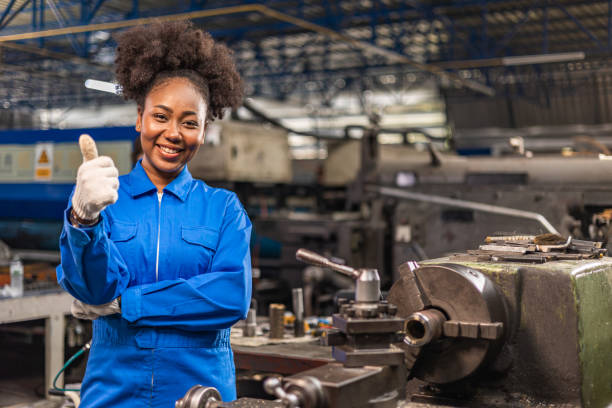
[165,121,181,141]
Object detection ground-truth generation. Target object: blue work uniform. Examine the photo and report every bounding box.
[56,161,252,407]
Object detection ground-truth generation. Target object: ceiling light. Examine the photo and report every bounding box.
[84,79,120,94]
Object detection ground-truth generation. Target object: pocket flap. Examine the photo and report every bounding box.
[110,221,137,242]
[181,226,219,251]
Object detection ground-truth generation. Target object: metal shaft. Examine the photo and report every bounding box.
[244,308,257,337]
[269,303,285,339]
[292,288,305,337]
[296,248,359,279]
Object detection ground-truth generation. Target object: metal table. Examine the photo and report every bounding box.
[0,290,72,398]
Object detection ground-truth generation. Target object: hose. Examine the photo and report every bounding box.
[52,340,91,393]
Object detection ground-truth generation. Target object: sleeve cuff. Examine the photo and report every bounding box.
[63,208,104,246]
[121,285,142,322]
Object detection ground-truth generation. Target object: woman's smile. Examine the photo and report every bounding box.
[156,143,183,159]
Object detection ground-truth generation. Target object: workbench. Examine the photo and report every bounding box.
[0,290,73,398]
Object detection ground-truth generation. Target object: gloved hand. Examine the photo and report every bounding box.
[71,134,119,223]
[71,298,121,320]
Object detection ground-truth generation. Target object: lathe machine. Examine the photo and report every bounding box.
[177,242,612,408]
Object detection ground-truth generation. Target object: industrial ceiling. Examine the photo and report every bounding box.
[0,0,610,110]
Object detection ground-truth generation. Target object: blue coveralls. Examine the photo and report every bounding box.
[56,161,252,407]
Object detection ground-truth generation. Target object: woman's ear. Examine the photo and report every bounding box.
[201,121,208,144]
[135,106,143,132]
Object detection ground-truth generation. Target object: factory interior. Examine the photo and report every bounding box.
[2,0,612,407]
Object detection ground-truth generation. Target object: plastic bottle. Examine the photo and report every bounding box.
[9,258,23,297]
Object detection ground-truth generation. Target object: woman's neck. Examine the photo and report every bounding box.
[140,160,182,193]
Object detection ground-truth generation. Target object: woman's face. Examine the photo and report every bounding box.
[137,77,207,181]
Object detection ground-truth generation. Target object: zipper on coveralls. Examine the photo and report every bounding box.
[155,192,163,282]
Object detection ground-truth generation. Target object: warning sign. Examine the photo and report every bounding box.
[38,150,49,164]
[34,143,53,181]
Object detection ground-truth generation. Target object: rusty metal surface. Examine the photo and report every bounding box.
[233,342,333,375]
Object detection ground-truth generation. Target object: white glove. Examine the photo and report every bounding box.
[71,135,119,222]
[71,298,120,320]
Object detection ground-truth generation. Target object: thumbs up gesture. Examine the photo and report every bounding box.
[71,134,119,225]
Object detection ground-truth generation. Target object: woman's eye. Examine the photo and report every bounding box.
[184,121,198,128]
[154,113,167,120]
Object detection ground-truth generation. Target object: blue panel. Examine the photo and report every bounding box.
[456,147,492,156]
[0,126,137,144]
[0,183,73,219]
[0,219,62,250]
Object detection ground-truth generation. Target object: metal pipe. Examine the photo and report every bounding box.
[296,248,359,280]
[244,308,257,337]
[369,185,560,235]
[404,309,446,347]
[0,4,495,96]
[292,288,305,337]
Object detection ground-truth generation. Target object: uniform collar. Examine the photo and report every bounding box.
[128,160,193,202]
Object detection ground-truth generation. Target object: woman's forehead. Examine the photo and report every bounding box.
[146,78,208,113]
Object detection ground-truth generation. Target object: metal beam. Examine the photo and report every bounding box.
[552,0,606,50]
[46,0,82,54]
[0,3,496,96]
[0,40,104,67]
[0,0,32,31]
[0,0,18,27]
[86,0,107,22]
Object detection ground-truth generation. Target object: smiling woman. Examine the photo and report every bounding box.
[55,20,252,408]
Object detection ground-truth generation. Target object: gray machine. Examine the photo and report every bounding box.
[176,243,612,408]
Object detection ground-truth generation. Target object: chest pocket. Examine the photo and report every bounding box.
[109,221,138,282]
[110,221,137,242]
[180,226,219,279]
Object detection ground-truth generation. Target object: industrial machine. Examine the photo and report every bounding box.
[321,126,612,282]
[176,242,612,408]
[177,248,406,408]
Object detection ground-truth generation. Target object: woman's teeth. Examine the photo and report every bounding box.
[159,146,180,154]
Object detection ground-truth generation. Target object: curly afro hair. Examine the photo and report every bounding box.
[114,20,243,121]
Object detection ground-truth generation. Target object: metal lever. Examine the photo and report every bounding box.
[296,248,359,279]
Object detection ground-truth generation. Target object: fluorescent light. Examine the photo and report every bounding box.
[502,52,585,66]
[84,79,120,94]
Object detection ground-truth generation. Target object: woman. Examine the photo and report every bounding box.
[56,20,251,407]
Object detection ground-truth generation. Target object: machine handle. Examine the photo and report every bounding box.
[296,248,359,279]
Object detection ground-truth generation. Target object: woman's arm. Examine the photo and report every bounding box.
[120,194,252,332]
[56,199,131,305]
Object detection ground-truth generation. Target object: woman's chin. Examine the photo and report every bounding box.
[146,159,183,176]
